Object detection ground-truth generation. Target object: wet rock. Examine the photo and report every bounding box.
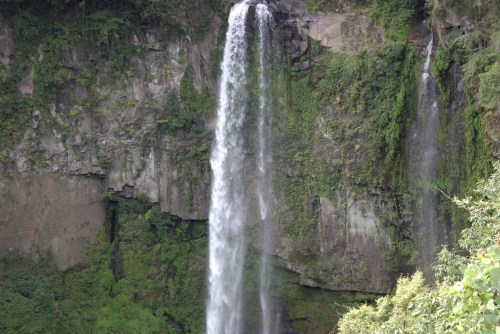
[0,18,13,66]
[0,173,105,269]
[62,42,84,69]
[276,191,392,293]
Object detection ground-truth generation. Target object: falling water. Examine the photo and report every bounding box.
[207,2,250,333]
[411,33,443,271]
[256,4,274,334]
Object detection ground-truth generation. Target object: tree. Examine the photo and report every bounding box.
[336,162,500,333]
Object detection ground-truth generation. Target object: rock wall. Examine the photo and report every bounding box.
[0,0,396,291]
[0,9,219,267]
[0,0,494,297]
[276,191,392,293]
[0,172,105,269]
[268,0,392,292]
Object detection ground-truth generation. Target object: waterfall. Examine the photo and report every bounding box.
[256,4,274,334]
[420,36,439,184]
[207,2,250,333]
[410,33,443,271]
[207,2,276,332]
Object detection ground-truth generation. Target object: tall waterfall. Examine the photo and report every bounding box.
[207,2,276,332]
[256,4,274,334]
[410,33,443,270]
[207,2,250,333]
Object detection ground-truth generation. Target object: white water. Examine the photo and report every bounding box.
[411,33,442,270]
[207,2,277,332]
[420,36,439,179]
[422,36,433,84]
[256,4,274,334]
[207,2,250,333]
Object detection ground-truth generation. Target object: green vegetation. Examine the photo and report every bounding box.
[368,0,420,41]
[240,247,380,333]
[430,47,452,103]
[0,0,498,332]
[0,246,165,333]
[302,0,420,40]
[276,42,417,238]
[427,0,499,188]
[425,0,500,238]
[0,196,208,333]
[179,69,216,123]
[0,193,378,333]
[157,92,192,133]
[337,163,500,333]
[0,0,224,161]
[0,2,135,158]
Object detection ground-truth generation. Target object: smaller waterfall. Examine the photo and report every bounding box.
[411,33,443,271]
[420,36,439,184]
[256,4,274,334]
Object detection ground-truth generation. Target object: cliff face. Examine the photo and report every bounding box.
[0,0,498,330]
[0,0,397,292]
[0,4,219,268]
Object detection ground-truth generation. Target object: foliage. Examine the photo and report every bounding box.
[0,196,208,333]
[455,162,500,254]
[157,92,190,133]
[337,164,500,334]
[179,70,216,121]
[477,61,500,110]
[156,72,214,138]
[368,0,420,41]
[0,245,163,334]
[432,247,467,284]
[275,41,417,239]
[318,42,417,188]
[430,47,452,103]
[446,245,500,333]
[461,49,497,186]
[427,1,500,187]
[0,4,136,158]
[337,272,428,334]
[431,0,500,25]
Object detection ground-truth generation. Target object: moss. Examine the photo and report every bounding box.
[0,194,208,333]
[0,3,143,161]
[179,69,216,119]
[239,247,380,333]
[274,70,318,237]
[430,47,452,104]
[463,105,492,188]
[367,0,420,41]
[275,41,418,239]
[272,257,379,333]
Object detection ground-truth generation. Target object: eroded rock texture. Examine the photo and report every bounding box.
[0,0,394,290]
[0,12,218,267]
[1,0,494,295]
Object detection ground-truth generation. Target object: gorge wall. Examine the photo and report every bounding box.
[0,0,498,332]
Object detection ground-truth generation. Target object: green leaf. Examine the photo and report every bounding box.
[486,299,496,311]
[490,268,500,291]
